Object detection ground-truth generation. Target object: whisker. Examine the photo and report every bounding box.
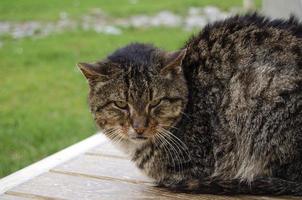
[160,127,191,156]
[157,129,185,181]
[159,129,188,151]
[155,130,177,176]
[159,123,180,131]
[105,128,124,145]
[158,127,193,180]
[153,133,170,175]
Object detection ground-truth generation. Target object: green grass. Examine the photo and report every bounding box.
[0,0,262,21]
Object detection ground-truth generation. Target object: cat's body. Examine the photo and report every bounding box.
[78,14,302,195]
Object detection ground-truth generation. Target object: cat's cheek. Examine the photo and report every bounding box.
[154,103,182,119]
[95,117,106,128]
[95,115,117,129]
[145,120,159,137]
[127,126,137,138]
[121,123,131,136]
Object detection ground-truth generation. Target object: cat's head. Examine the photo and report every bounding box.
[78,43,188,144]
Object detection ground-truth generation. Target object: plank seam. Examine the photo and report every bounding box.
[49,169,153,185]
[5,191,65,200]
[84,152,128,160]
[46,170,191,200]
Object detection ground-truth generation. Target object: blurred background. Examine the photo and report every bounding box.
[0,0,300,178]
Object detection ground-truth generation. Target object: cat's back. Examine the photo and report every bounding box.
[183,13,302,95]
[184,13,302,73]
[185,13,302,50]
[182,14,302,182]
[183,13,302,131]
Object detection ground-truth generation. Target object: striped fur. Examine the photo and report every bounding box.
[79,13,302,195]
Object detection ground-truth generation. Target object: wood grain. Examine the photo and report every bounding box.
[7,172,268,200]
[5,172,206,200]
[0,194,29,200]
[3,140,300,200]
[52,154,151,183]
[86,142,127,158]
[0,133,107,194]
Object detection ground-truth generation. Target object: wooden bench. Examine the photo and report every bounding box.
[0,133,299,200]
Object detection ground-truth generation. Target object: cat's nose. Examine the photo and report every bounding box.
[132,115,147,135]
[133,127,146,135]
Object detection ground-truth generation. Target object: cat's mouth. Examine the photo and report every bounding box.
[130,136,147,140]
[127,127,149,142]
[129,135,148,142]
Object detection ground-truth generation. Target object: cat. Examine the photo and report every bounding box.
[78,13,302,195]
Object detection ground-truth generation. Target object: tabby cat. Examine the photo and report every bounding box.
[78,14,302,195]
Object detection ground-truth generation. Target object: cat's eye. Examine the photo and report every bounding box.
[149,99,161,108]
[114,101,128,109]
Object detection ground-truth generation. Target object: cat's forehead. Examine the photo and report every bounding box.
[92,77,126,101]
[93,66,157,102]
[126,72,173,104]
[126,68,152,103]
[119,61,161,103]
[92,42,185,103]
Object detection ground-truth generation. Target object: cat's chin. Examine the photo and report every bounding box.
[129,136,149,144]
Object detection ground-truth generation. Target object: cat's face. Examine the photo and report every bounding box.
[78,44,188,144]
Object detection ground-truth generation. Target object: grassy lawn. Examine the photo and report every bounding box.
[0,0,262,21]
[0,0,262,178]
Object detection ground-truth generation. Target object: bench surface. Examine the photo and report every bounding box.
[0,134,300,200]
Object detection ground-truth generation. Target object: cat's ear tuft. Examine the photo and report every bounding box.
[160,48,187,78]
[77,62,103,80]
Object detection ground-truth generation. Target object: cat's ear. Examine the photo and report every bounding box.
[77,62,103,80]
[160,48,187,78]
[77,61,120,83]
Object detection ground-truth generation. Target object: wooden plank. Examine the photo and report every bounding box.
[0,194,29,200]
[2,192,63,200]
[2,136,297,200]
[52,154,151,183]
[50,154,282,200]
[86,141,127,158]
[0,133,107,194]
[6,172,261,200]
